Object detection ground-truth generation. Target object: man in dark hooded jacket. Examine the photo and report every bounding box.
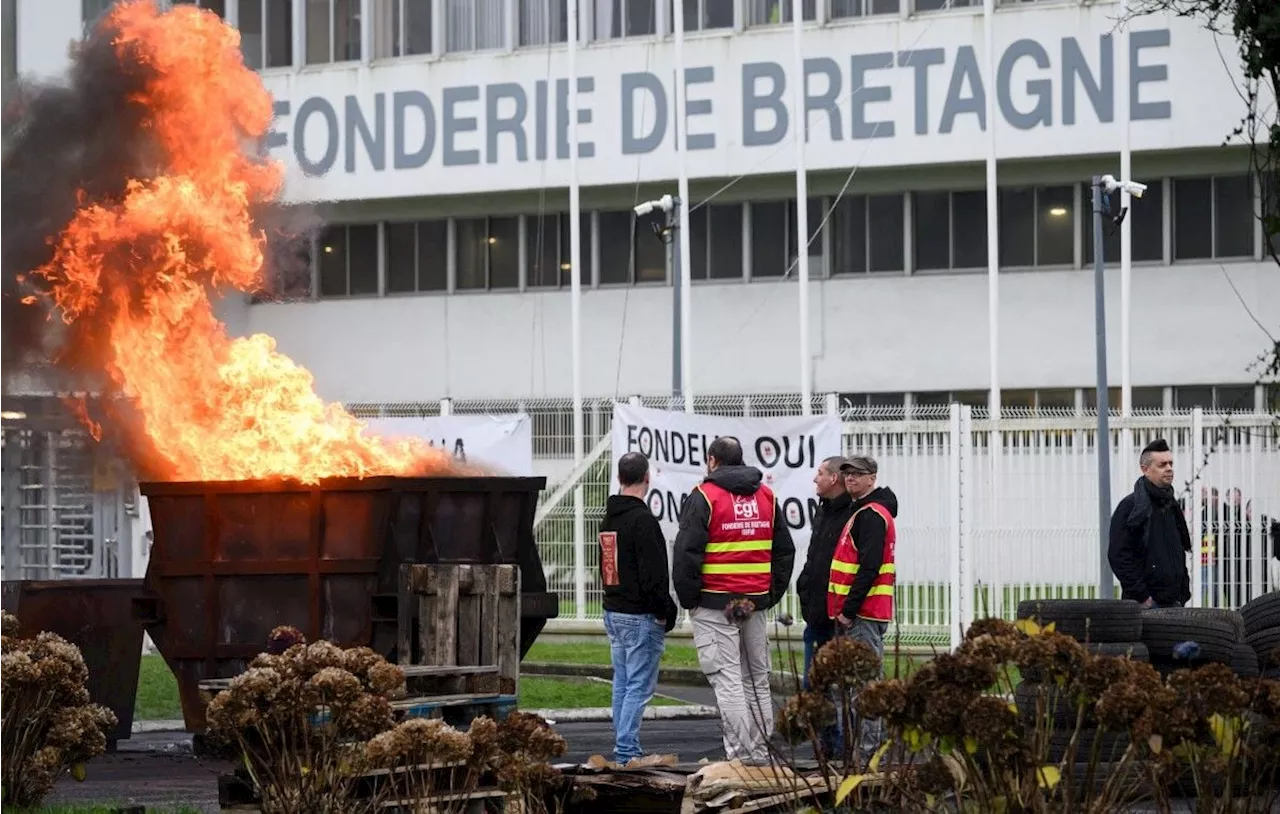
[1108,438,1192,607]
[672,436,795,765]
[796,456,856,685]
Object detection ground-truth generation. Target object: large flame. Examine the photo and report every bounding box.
[28,1,453,483]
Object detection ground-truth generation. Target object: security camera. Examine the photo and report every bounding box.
[634,195,677,217]
[1099,175,1147,199]
[634,201,655,217]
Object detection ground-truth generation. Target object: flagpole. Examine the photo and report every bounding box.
[673,0,694,412]
[791,0,812,416]
[568,0,586,620]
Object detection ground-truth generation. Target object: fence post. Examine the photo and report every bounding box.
[960,405,975,637]
[949,403,963,649]
[439,398,453,417]
[825,392,839,417]
[1190,408,1205,608]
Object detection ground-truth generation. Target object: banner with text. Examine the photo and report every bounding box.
[610,403,842,560]
[364,414,534,476]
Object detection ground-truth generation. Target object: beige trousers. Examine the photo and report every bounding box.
[690,606,774,763]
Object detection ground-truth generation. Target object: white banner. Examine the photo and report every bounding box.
[364,414,534,476]
[609,403,842,559]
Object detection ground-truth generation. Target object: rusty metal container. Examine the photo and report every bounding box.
[1,578,147,744]
[137,476,557,731]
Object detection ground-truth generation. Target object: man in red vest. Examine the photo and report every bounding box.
[672,436,795,764]
[826,455,898,763]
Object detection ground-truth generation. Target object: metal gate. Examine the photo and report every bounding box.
[1,424,133,580]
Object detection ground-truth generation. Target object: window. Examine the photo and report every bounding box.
[596,0,657,38]
[520,0,574,46]
[305,0,361,64]
[1083,180,1165,265]
[1262,172,1280,256]
[527,212,592,288]
[598,210,666,284]
[1084,386,1164,411]
[830,0,899,16]
[1037,388,1076,411]
[455,217,519,291]
[915,0,976,9]
[1214,385,1255,412]
[1173,385,1214,410]
[745,0,815,25]
[317,224,378,298]
[372,0,433,58]
[2,0,16,95]
[1174,175,1254,260]
[688,204,743,280]
[998,185,1073,267]
[673,0,733,31]
[239,0,294,69]
[831,194,904,274]
[913,190,987,271]
[385,220,447,293]
[749,199,822,279]
[171,0,226,17]
[446,0,504,52]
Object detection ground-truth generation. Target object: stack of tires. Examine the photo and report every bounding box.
[1242,591,1280,679]
[1014,599,1147,762]
[1137,607,1246,677]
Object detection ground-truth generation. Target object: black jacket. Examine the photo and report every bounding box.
[598,494,678,630]
[796,491,854,632]
[1108,478,1192,606]
[671,465,796,612]
[839,487,900,621]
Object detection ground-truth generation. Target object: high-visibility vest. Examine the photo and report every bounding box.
[826,503,897,622]
[1201,534,1215,567]
[697,481,776,597]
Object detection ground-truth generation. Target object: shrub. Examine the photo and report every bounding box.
[1,611,118,808]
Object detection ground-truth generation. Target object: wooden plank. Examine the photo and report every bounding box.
[455,566,482,671]
[391,693,506,710]
[421,566,460,668]
[478,567,500,667]
[496,567,521,696]
[397,564,415,665]
[401,665,498,678]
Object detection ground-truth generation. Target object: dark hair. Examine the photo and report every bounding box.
[617,451,649,487]
[1142,438,1170,455]
[707,436,744,467]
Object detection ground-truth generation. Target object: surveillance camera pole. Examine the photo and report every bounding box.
[669,202,683,405]
[1092,175,1115,600]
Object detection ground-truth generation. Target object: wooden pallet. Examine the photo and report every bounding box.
[397,564,520,698]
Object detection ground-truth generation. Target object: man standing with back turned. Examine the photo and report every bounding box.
[673,437,796,765]
[599,451,678,765]
[1109,439,1192,608]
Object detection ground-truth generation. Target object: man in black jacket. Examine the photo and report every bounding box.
[672,437,796,764]
[1108,438,1192,608]
[796,456,856,686]
[598,451,677,765]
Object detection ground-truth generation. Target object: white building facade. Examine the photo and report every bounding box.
[7,0,1279,417]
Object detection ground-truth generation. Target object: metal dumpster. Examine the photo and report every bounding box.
[1,578,147,744]
[136,476,558,731]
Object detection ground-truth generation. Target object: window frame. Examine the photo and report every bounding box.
[1171,173,1259,262]
[371,0,436,60]
[238,0,296,70]
[517,0,571,47]
[316,223,380,299]
[996,183,1077,271]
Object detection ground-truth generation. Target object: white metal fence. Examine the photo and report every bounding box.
[349,395,1280,649]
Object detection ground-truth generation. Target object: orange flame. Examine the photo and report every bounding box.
[30,1,453,483]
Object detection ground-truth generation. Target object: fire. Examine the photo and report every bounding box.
[28,1,454,483]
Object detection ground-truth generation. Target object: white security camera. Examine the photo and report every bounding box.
[634,195,676,217]
[1099,175,1147,199]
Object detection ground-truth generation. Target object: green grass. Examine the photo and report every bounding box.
[133,655,685,719]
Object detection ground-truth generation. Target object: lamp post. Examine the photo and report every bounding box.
[1092,173,1147,600]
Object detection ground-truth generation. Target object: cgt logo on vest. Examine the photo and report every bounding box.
[732,497,761,521]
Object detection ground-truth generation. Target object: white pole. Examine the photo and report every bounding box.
[1119,0,1133,418]
[983,0,999,420]
[568,0,587,621]
[791,0,812,416]
[673,0,694,413]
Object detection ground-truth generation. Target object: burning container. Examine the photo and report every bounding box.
[137,476,558,731]
[1,578,148,745]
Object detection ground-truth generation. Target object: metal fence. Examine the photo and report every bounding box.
[354,395,1280,649]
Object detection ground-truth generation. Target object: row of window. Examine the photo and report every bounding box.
[286,174,1267,299]
[140,0,1070,68]
[881,383,1266,414]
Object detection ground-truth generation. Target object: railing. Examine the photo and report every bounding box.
[349,395,1280,649]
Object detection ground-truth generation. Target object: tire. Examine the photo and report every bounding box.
[1021,641,1149,684]
[1246,626,1280,672]
[1241,591,1280,638]
[1230,643,1260,678]
[1015,599,1143,643]
[1139,608,1236,665]
[1162,608,1244,642]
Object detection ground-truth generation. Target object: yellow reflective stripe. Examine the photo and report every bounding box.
[705,540,772,554]
[703,563,772,575]
[830,560,859,575]
[867,585,894,597]
[879,563,896,574]
[828,582,851,596]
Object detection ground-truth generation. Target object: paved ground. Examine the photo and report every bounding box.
[48,717,742,810]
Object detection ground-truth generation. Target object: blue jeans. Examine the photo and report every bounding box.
[604,610,666,763]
